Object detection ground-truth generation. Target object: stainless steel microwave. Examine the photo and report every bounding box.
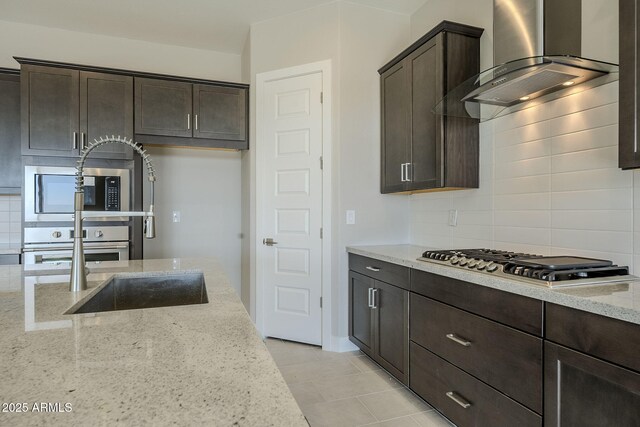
[24,166,130,222]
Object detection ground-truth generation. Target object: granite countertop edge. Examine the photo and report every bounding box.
[347,245,640,326]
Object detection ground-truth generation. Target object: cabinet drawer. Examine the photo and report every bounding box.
[411,269,543,335]
[410,294,542,413]
[410,342,541,427]
[546,303,640,372]
[349,254,410,290]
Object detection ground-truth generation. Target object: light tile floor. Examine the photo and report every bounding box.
[265,338,454,427]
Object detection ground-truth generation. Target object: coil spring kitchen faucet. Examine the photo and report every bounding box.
[69,136,157,292]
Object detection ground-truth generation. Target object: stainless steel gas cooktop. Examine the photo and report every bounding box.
[418,249,637,288]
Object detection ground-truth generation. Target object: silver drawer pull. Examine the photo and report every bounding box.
[365,266,380,272]
[446,391,471,409]
[446,333,471,347]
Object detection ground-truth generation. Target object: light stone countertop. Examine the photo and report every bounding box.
[347,244,640,326]
[0,258,307,426]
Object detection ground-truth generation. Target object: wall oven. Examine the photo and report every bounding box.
[24,166,130,222]
[23,226,129,271]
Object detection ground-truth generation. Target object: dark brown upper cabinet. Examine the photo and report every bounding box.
[619,0,640,169]
[135,78,248,150]
[0,70,21,194]
[379,21,483,194]
[21,64,133,159]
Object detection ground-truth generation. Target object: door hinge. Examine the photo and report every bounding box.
[320,297,323,308]
[320,156,323,170]
[320,92,323,104]
[320,227,323,239]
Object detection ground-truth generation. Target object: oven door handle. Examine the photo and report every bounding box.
[23,245,129,252]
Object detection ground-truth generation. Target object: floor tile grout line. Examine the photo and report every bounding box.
[354,395,380,423]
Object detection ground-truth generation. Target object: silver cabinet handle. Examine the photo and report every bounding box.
[446,333,472,347]
[365,266,380,272]
[82,132,87,149]
[446,391,471,409]
[406,163,412,182]
[368,287,373,308]
[195,114,198,130]
[371,288,378,309]
[262,237,278,246]
[400,163,405,182]
[187,113,191,130]
[73,132,78,149]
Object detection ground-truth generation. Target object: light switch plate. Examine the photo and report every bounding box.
[172,211,181,223]
[346,210,356,225]
[448,209,458,227]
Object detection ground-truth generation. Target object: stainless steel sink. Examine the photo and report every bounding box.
[65,272,208,314]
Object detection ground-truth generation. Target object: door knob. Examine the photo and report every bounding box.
[263,238,278,246]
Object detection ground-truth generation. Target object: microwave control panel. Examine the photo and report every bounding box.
[105,177,121,211]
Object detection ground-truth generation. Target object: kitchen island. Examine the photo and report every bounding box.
[0,258,307,426]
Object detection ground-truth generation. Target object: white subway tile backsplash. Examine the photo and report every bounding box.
[546,81,618,117]
[551,229,632,256]
[552,210,633,232]
[494,121,550,148]
[549,103,617,136]
[551,188,633,211]
[494,156,551,179]
[494,210,551,229]
[494,193,551,211]
[551,168,632,192]
[0,196,22,246]
[494,175,551,195]
[495,139,551,164]
[494,226,551,246]
[551,146,618,173]
[551,124,617,154]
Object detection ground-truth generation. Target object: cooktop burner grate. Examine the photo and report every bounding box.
[418,249,633,287]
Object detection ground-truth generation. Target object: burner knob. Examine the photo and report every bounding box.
[476,261,487,270]
[468,260,479,268]
[486,262,498,272]
[458,257,469,266]
[443,255,451,261]
[94,230,104,238]
[450,256,460,265]
[51,231,62,238]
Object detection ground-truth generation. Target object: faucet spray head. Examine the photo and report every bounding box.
[144,211,156,239]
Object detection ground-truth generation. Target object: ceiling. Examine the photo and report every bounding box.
[0,0,428,54]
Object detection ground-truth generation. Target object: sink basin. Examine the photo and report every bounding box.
[65,271,208,314]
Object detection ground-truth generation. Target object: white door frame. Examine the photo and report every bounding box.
[255,60,332,350]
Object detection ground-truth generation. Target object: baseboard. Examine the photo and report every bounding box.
[325,335,358,352]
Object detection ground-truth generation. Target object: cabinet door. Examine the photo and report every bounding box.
[134,77,192,137]
[0,73,21,193]
[620,0,640,168]
[380,61,410,193]
[544,342,640,427]
[193,84,247,147]
[348,271,374,357]
[80,71,133,159]
[374,280,409,384]
[407,36,442,190]
[21,65,79,156]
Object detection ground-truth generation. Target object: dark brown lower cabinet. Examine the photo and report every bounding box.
[348,271,409,384]
[410,342,541,427]
[544,342,640,427]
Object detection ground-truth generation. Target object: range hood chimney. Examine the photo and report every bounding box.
[436,0,618,121]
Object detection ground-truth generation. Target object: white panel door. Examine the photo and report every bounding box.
[261,72,323,345]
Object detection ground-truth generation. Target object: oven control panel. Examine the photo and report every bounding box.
[105,177,121,211]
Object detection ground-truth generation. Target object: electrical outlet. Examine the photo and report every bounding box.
[346,210,356,225]
[172,211,181,223]
[448,209,458,227]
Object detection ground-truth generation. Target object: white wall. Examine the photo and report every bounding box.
[143,147,242,294]
[0,19,245,294]
[248,1,411,349]
[0,20,241,80]
[408,1,639,273]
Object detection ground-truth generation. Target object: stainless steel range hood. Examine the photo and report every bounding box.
[435,0,619,121]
